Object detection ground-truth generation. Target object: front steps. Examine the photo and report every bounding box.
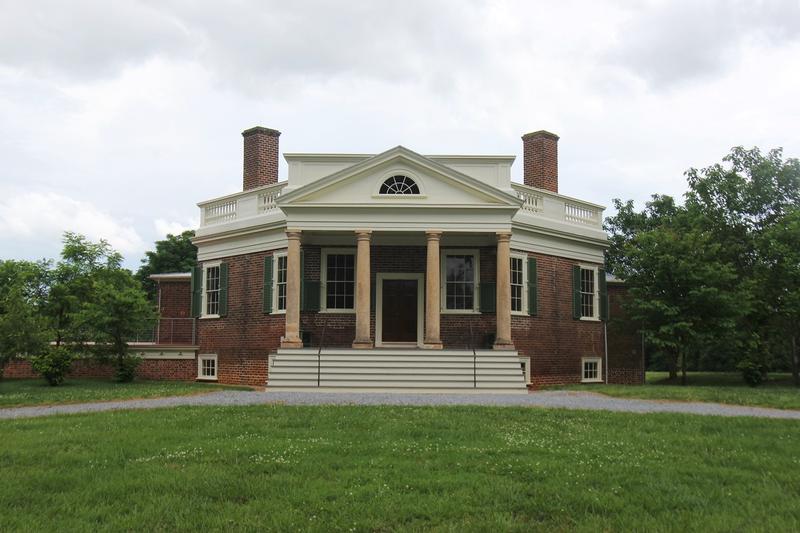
[267,348,528,393]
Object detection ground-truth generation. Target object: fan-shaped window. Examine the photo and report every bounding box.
[379,175,420,195]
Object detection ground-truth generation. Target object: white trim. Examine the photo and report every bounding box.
[320,247,357,312]
[581,356,603,383]
[578,264,600,321]
[201,261,221,318]
[510,252,527,316]
[197,353,218,381]
[440,249,480,314]
[518,356,531,384]
[272,251,288,315]
[376,273,425,347]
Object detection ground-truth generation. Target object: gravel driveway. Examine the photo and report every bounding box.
[2,390,799,420]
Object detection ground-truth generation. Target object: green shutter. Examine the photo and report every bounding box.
[599,268,608,321]
[527,258,538,316]
[190,265,202,318]
[572,265,581,320]
[218,262,229,317]
[263,256,273,314]
[304,281,321,311]
[480,282,496,313]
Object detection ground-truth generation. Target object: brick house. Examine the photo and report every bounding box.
[147,126,643,390]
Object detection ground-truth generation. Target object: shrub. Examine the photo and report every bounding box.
[736,359,764,387]
[115,355,141,383]
[30,347,75,386]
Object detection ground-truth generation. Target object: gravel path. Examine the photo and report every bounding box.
[1,390,799,420]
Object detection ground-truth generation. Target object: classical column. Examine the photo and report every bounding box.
[352,229,373,349]
[281,229,303,348]
[494,231,514,350]
[424,230,443,349]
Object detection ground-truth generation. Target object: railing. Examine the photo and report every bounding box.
[512,183,604,229]
[317,316,328,387]
[130,318,196,345]
[200,182,287,227]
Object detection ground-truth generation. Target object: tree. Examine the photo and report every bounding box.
[75,268,156,382]
[0,260,50,377]
[136,231,197,300]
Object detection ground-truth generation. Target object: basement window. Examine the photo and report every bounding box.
[198,354,218,380]
[581,357,602,383]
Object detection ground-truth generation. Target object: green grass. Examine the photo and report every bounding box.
[0,379,249,408]
[554,371,800,410]
[1,405,798,531]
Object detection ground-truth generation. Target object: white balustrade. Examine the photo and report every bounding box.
[564,203,599,225]
[200,183,285,227]
[516,190,543,213]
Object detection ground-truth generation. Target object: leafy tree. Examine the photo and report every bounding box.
[0,260,50,377]
[136,231,197,300]
[75,268,156,382]
[42,232,123,346]
[606,146,799,384]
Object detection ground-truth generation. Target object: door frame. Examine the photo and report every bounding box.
[375,273,424,348]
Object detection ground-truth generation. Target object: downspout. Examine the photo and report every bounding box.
[604,321,609,384]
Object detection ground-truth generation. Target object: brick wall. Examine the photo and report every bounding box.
[4,358,196,381]
[606,284,645,384]
[197,249,284,387]
[157,280,194,344]
[195,245,643,387]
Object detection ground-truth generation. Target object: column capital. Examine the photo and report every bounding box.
[496,231,512,242]
[354,229,373,241]
[425,230,443,240]
[286,229,302,241]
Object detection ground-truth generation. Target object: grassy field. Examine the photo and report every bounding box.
[1,405,798,531]
[0,379,248,408]
[554,371,800,410]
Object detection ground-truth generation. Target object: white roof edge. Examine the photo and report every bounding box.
[284,152,516,162]
[149,272,192,281]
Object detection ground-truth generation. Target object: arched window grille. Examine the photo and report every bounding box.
[379,175,420,195]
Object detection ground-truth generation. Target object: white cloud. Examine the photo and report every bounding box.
[154,218,198,238]
[0,191,145,256]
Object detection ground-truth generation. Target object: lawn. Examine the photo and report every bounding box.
[0,379,248,408]
[1,405,798,531]
[554,371,800,410]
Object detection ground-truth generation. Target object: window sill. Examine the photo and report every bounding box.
[440,309,481,315]
[197,376,218,381]
[319,309,356,314]
[270,310,286,315]
[511,311,527,316]
[581,378,603,384]
[200,315,220,320]
[579,316,601,322]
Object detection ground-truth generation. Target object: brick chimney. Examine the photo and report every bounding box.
[521,130,559,193]
[242,126,281,190]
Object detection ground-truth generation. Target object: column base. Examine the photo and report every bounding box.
[492,341,515,351]
[423,342,443,349]
[280,338,304,349]
[351,340,374,349]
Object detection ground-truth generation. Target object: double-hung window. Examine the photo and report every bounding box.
[581,357,602,383]
[510,254,526,314]
[204,264,221,317]
[322,250,355,311]
[441,250,479,312]
[579,266,598,320]
[198,354,218,380]
[274,253,287,313]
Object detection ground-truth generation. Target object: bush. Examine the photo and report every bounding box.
[30,347,75,386]
[736,359,764,387]
[115,355,141,383]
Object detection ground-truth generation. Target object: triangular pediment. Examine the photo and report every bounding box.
[277,146,522,208]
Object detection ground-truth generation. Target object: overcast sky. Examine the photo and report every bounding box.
[1,0,799,269]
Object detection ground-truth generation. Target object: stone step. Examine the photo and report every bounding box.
[272,365,522,375]
[276,348,517,357]
[267,379,527,389]
[266,386,529,394]
[270,371,523,381]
